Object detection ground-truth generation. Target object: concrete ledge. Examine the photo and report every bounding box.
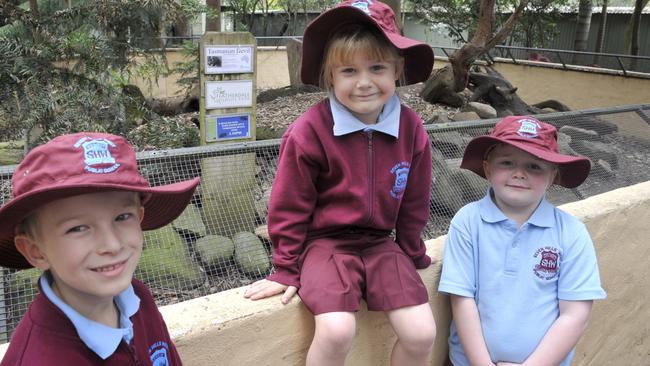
[161,180,650,365]
[1,181,648,364]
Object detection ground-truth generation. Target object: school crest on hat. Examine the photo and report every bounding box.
[516,118,541,138]
[75,136,121,174]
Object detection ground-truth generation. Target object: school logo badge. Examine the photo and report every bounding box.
[148,341,170,366]
[74,137,121,174]
[389,162,410,199]
[351,0,372,15]
[533,246,560,280]
[516,118,540,138]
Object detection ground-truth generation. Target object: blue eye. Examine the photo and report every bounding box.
[66,225,88,234]
[116,213,133,221]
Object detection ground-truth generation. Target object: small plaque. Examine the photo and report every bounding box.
[205,113,251,142]
[204,45,254,74]
[205,80,254,109]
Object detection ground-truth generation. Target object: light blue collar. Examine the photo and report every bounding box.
[330,93,401,138]
[40,273,140,359]
[479,188,554,228]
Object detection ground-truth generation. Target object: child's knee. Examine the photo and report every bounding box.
[399,318,436,352]
[314,314,356,349]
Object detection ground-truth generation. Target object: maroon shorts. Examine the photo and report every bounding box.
[298,231,429,315]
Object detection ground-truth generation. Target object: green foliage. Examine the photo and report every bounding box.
[0,0,201,149]
[407,0,568,48]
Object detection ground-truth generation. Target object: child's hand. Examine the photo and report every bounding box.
[243,279,298,304]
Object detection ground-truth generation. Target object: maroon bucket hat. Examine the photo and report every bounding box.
[0,132,200,269]
[460,116,592,188]
[300,0,434,86]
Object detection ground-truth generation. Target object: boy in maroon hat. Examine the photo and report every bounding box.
[244,0,436,365]
[438,116,606,366]
[0,132,200,365]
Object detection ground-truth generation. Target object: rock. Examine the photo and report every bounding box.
[430,131,472,159]
[172,203,207,237]
[201,154,257,237]
[557,132,580,156]
[467,102,497,119]
[570,140,619,170]
[452,111,481,122]
[559,125,600,141]
[592,159,616,178]
[233,231,271,276]
[195,235,235,272]
[138,225,205,290]
[255,224,270,240]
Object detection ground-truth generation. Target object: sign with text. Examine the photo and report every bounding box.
[205,80,253,109]
[205,45,254,74]
[205,113,252,142]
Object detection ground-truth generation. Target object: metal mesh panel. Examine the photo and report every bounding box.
[0,104,649,342]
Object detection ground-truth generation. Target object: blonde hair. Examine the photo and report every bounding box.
[319,24,405,90]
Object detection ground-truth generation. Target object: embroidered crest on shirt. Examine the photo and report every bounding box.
[74,137,121,174]
[533,246,560,280]
[516,118,541,138]
[148,341,170,366]
[390,162,410,199]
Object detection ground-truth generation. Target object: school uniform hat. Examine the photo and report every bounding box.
[0,132,200,269]
[300,0,434,86]
[460,115,591,188]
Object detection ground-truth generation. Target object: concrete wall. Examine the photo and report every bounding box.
[144,181,650,365]
[135,48,650,111]
[0,181,647,364]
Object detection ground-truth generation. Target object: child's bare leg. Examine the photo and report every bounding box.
[386,303,436,366]
[306,312,356,366]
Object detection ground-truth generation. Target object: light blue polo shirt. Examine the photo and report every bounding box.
[40,273,140,360]
[438,190,606,366]
[329,94,400,138]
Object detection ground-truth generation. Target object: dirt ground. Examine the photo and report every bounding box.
[255,83,459,136]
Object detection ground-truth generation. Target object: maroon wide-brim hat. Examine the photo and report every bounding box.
[301,0,434,86]
[0,132,200,269]
[460,115,591,188]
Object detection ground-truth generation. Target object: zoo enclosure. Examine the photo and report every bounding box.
[0,104,649,343]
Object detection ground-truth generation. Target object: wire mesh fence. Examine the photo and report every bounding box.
[0,104,649,342]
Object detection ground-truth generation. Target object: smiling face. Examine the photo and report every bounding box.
[321,25,404,124]
[15,191,144,310]
[483,144,558,221]
[331,53,401,124]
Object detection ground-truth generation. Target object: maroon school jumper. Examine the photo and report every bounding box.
[1,279,182,366]
[267,98,432,289]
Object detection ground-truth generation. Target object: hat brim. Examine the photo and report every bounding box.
[460,136,591,188]
[300,7,434,86]
[0,177,200,269]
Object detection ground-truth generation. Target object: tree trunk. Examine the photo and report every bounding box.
[206,0,221,32]
[593,0,608,65]
[573,0,593,64]
[421,0,529,104]
[623,0,649,56]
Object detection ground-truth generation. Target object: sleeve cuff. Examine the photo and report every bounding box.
[267,271,301,288]
[413,254,432,269]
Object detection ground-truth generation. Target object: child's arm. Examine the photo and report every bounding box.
[395,121,433,268]
[451,295,496,366]
[244,280,298,304]
[518,300,593,366]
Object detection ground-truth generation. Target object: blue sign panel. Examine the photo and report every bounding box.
[206,113,251,142]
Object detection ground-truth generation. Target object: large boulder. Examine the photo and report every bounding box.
[138,225,205,290]
[201,154,257,237]
[233,232,271,277]
[195,235,235,273]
